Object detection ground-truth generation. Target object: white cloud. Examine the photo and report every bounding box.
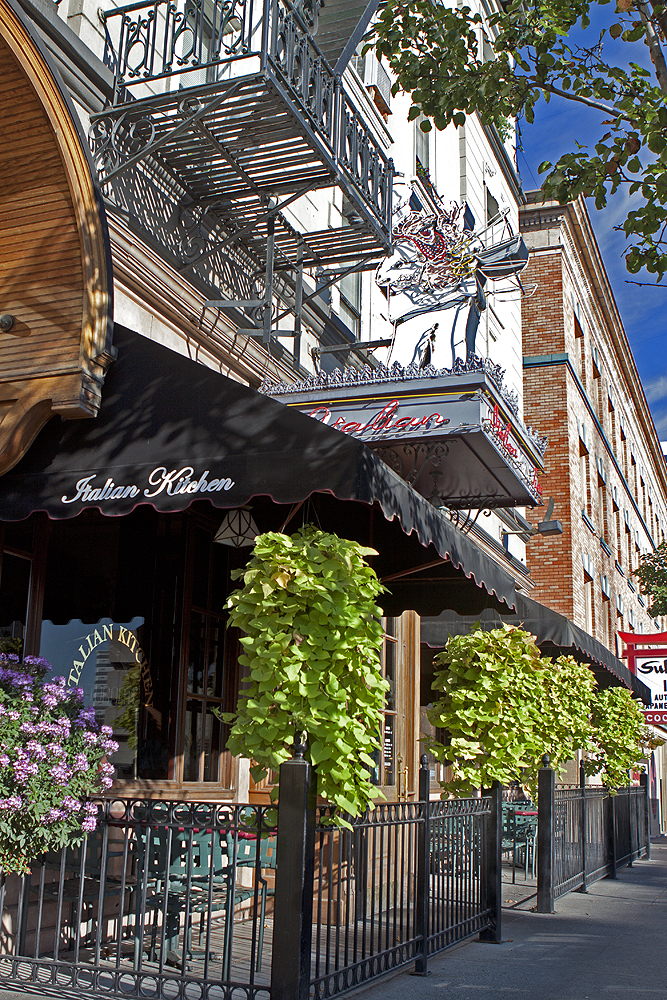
[644,374,667,405]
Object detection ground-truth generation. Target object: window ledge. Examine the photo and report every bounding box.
[581,510,597,534]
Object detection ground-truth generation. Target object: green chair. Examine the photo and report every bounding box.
[225,829,277,973]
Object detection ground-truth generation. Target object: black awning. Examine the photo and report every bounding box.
[0,326,518,611]
[420,593,651,703]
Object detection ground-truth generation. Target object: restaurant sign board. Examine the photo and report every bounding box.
[619,631,667,727]
[265,367,546,509]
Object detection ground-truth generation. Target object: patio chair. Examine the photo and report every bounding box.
[134,824,230,969]
[134,821,276,978]
[513,815,537,880]
[222,828,277,974]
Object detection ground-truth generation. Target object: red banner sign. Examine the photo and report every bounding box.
[643,710,667,726]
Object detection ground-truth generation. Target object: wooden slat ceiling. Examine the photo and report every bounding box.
[0,3,113,477]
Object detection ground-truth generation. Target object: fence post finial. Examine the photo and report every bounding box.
[293,728,308,760]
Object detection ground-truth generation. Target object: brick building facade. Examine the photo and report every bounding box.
[520,192,667,652]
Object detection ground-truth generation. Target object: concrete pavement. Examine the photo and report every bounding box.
[348,836,667,1000]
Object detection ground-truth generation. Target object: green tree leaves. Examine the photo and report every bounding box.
[220,526,388,824]
[635,540,667,615]
[426,625,657,799]
[371,0,667,280]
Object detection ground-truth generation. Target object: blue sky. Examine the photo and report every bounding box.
[515,16,667,440]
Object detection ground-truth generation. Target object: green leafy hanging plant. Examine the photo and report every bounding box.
[590,687,664,789]
[426,625,597,800]
[219,526,388,824]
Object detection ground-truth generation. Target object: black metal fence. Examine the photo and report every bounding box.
[4,758,650,999]
[537,762,650,912]
[0,757,503,1000]
[0,800,276,1000]
[268,756,499,1000]
[426,798,494,956]
[309,802,422,998]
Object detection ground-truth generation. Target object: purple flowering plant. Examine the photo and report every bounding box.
[0,654,118,875]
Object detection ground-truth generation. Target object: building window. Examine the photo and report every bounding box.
[415,116,430,174]
[584,577,594,635]
[183,524,238,784]
[36,508,178,783]
[600,599,611,647]
[597,478,606,537]
[339,267,361,338]
[485,185,500,225]
[580,448,590,517]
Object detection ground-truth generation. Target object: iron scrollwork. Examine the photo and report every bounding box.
[270,2,335,142]
[103,0,250,89]
[89,112,157,177]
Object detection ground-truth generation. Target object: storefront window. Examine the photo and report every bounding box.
[182,526,236,783]
[371,619,398,789]
[36,508,179,783]
[0,552,31,652]
[0,521,35,654]
[40,617,146,779]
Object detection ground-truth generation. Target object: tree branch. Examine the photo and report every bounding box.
[649,0,667,45]
[537,81,629,118]
[639,3,667,96]
[625,279,667,286]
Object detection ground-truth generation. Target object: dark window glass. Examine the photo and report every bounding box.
[0,552,31,649]
[184,698,203,782]
[3,520,34,553]
[192,527,211,610]
[38,508,180,782]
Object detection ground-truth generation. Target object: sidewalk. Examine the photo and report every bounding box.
[348,836,667,1000]
[1,839,665,1000]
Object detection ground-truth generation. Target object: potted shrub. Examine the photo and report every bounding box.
[0,653,118,875]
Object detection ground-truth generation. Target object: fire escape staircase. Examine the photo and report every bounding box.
[92,0,392,360]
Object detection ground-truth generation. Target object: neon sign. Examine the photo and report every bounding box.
[308,399,450,439]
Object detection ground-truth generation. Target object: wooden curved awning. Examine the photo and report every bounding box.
[0,0,114,477]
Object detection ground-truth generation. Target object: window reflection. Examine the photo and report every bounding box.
[40,618,146,779]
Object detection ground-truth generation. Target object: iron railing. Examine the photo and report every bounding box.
[307,774,495,998]
[538,765,650,912]
[427,798,492,955]
[613,785,647,868]
[309,802,422,999]
[0,767,500,1000]
[0,799,276,1000]
[102,0,259,95]
[553,786,608,899]
[98,0,393,232]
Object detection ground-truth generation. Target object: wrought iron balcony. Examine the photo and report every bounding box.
[92,0,393,352]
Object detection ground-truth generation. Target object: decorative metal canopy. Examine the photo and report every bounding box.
[262,357,548,509]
